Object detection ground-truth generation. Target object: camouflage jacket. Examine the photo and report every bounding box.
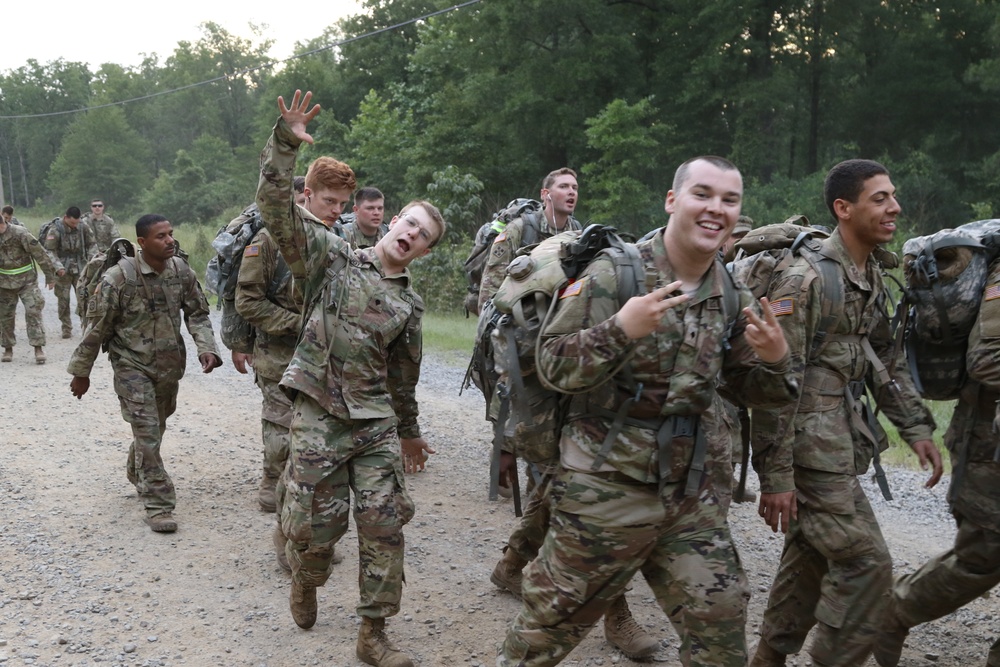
[0,223,56,289]
[751,229,934,507]
[256,118,423,439]
[66,252,219,381]
[82,213,120,251]
[235,227,299,382]
[477,209,581,312]
[338,221,388,249]
[44,220,98,275]
[537,230,797,485]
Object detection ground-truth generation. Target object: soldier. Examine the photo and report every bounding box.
[258,90,439,667]
[498,156,798,667]
[43,206,98,337]
[0,213,59,363]
[749,159,943,667]
[67,214,223,533]
[873,257,1000,666]
[339,186,387,248]
[1,206,23,227]
[81,199,120,251]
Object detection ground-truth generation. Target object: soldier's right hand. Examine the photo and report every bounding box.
[759,491,797,533]
[231,351,253,374]
[70,376,90,399]
[616,281,689,340]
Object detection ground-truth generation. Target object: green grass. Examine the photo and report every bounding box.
[880,399,954,472]
[422,312,478,367]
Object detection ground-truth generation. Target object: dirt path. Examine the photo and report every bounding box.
[0,289,995,666]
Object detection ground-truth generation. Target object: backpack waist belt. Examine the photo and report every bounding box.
[0,263,35,276]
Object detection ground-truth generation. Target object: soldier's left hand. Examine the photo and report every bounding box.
[910,439,943,488]
[743,297,789,363]
[277,90,321,145]
[401,437,436,473]
[200,353,224,373]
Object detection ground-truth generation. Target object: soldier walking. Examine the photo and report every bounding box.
[81,199,120,251]
[43,206,97,337]
[0,213,59,363]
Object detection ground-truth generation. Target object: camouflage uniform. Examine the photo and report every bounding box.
[235,226,298,510]
[338,221,388,249]
[43,219,98,334]
[0,223,57,348]
[257,118,422,619]
[883,258,1000,666]
[499,230,798,667]
[82,213,121,251]
[751,229,935,666]
[66,252,219,519]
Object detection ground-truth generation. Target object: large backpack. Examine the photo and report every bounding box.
[38,217,62,244]
[462,198,542,316]
[899,219,1000,400]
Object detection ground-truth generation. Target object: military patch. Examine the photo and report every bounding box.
[559,277,586,299]
[770,298,794,316]
[494,231,508,244]
[985,283,1000,301]
[244,244,260,258]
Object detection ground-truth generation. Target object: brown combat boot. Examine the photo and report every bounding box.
[34,346,45,365]
[603,594,659,660]
[258,474,278,512]
[490,545,528,599]
[749,639,786,667]
[272,526,291,572]
[1,347,11,362]
[356,617,413,667]
[145,512,177,533]
[290,580,317,629]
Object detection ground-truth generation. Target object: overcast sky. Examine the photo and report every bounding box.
[1,1,363,73]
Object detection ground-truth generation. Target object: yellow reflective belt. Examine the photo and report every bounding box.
[0,263,34,276]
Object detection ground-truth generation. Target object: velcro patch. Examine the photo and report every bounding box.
[770,298,794,316]
[244,244,260,257]
[986,283,1000,301]
[494,231,507,244]
[559,277,586,299]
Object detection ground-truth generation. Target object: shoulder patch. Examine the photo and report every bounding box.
[494,231,508,244]
[985,283,1000,302]
[770,298,794,316]
[244,244,261,258]
[559,277,587,299]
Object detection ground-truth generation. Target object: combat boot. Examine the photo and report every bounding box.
[1,347,11,362]
[873,619,909,667]
[490,545,528,599]
[603,594,659,660]
[145,512,177,533]
[272,526,291,572]
[356,617,413,667]
[34,346,45,365]
[290,580,317,629]
[749,639,786,667]
[258,474,278,512]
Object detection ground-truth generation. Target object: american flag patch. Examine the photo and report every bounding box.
[494,231,508,244]
[770,298,794,316]
[244,244,260,257]
[986,283,1000,301]
[559,278,586,299]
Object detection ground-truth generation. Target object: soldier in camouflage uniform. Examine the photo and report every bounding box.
[873,257,1000,667]
[339,186,388,249]
[1,206,23,227]
[67,214,223,533]
[498,156,798,667]
[81,199,120,251]
[43,206,98,337]
[748,159,943,667]
[0,214,59,364]
[258,91,440,667]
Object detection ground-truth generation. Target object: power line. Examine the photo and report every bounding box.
[0,0,484,120]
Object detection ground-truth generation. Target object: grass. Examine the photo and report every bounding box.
[880,399,954,472]
[422,312,478,368]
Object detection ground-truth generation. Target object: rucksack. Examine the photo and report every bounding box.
[899,219,1000,400]
[462,198,542,316]
[38,217,62,243]
[78,238,136,319]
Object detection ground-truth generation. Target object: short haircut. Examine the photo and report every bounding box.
[824,159,890,219]
[65,206,82,219]
[399,200,447,247]
[542,167,577,191]
[293,176,306,194]
[1,206,12,215]
[90,198,104,205]
[135,214,169,238]
[305,157,357,194]
[355,186,384,204]
[672,156,739,192]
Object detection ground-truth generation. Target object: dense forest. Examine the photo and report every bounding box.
[3,0,999,273]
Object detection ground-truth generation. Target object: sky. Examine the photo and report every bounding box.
[1,1,364,73]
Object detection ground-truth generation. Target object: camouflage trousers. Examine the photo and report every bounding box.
[113,362,178,517]
[891,513,1000,667]
[53,270,80,332]
[0,282,46,347]
[506,464,555,563]
[280,393,415,618]
[758,476,891,667]
[256,374,292,478]
[499,467,749,667]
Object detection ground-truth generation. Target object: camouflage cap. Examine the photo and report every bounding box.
[733,215,753,237]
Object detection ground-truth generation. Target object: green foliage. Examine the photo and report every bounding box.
[339,90,418,205]
[171,221,219,283]
[421,312,478,367]
[741,171,829,229]
[424,165,483,241]
[409,241,467,315]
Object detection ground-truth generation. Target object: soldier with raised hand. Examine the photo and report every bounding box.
[1,206,23,227]
[498,156,798,667]
[257,90,440,667]
[749,159,943,667]
[67,214,223,533]
[339,186,388,249]
[0,212,59,364]
[82,199,120,251]
[43,206,98,338]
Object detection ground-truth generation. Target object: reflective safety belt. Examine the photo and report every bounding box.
[0,263,34,275]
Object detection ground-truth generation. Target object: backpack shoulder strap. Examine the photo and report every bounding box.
[796,241,844,361]
[520,212,541,247]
